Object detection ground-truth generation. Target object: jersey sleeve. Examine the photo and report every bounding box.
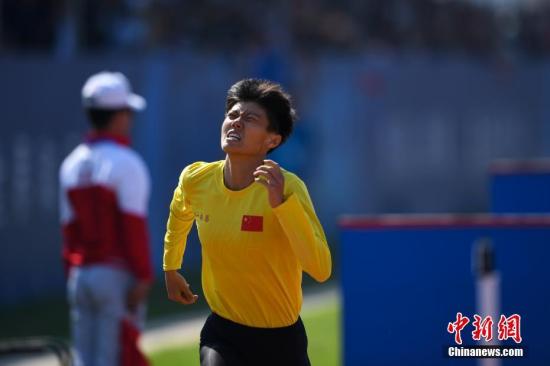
[59,161,75,275]
[272,175,332,282]
[115,154,154,281]
[116,154,150,216]
[163,166,196,271]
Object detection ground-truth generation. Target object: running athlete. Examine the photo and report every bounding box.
[59,71,153,366]
[163,78,332,366]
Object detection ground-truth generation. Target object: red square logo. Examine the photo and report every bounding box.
[241,215,263,232]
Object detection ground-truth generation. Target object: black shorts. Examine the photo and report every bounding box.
[199,312,311,366]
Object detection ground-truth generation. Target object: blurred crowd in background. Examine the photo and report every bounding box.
[2,0,550,57]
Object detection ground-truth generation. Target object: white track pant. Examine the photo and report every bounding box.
[67,265,146,366]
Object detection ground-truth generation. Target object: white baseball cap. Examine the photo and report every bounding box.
[81,71,146,111]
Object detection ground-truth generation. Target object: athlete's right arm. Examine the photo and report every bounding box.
[163,167,196,270]
[163,167,198,304]
[165,270,198,304]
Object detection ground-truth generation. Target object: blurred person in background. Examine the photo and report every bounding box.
[163,78,332,366]
[59,71,153,366]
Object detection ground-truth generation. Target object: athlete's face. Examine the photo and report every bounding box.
[221,101,281,156]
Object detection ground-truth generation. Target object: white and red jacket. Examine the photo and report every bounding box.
[59,133,153,282]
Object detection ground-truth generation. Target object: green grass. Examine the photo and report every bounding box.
[150,344,200,365]
[149,300,341,366]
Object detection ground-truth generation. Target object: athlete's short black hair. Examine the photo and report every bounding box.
[225,79,296,151]
[85,108,125,130]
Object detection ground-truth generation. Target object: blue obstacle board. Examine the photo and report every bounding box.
[340,215,550,366]
[490,162,550,213]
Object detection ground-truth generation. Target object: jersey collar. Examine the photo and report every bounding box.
[85,132,131,146]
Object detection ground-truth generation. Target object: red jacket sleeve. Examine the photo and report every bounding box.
[121,213,154,282]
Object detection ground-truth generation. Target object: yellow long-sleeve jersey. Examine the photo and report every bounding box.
[163,160,332,328]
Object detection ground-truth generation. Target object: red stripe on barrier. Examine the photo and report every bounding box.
[490,159,550,175]
[339,214,550,229]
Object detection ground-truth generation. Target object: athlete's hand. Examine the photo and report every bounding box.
[127,280,151,313]
[165,270,198,305]
[253,159,284,208]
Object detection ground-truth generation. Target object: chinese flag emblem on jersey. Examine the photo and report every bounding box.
[241,215,263,232]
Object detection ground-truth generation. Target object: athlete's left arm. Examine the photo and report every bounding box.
[272,177,332,282]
